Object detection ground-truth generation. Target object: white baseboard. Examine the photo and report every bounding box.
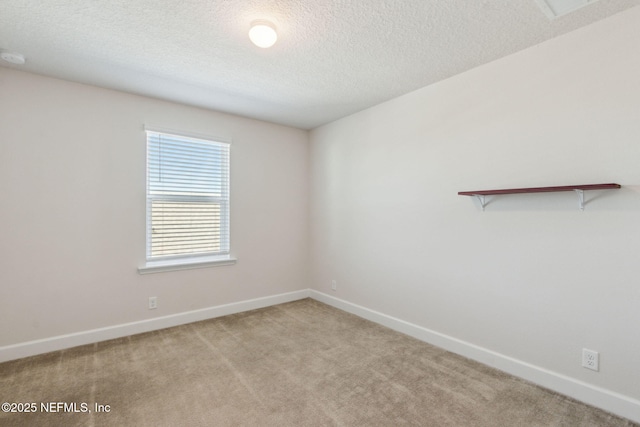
[309,290,640,424]
[2,288,638,423]
[0,289,310,364]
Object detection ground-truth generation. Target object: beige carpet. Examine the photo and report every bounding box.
[0,298,637,426]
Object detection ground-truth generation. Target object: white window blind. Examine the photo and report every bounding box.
[145,130,230,262]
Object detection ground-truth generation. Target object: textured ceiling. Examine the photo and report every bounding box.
[1,0,639,129]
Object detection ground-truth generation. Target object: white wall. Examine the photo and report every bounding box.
[0,68,309,347]
[310,4,640,413]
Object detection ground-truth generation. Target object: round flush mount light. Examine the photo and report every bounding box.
[1,51,26,65]
[249,20,277,48]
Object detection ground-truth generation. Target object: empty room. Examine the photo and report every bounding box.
[1,0,639,425]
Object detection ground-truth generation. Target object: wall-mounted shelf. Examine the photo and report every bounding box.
[458,183,621,211]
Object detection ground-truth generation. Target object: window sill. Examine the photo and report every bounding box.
[138,255,237,275]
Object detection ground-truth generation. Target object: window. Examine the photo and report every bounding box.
[139,129,234,273]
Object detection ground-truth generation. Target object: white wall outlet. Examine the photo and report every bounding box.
[331,280,337,291]
[148,296,158,310]
[582,348,599,371]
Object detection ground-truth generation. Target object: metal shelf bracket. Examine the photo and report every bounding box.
[474,195,487,211]
[574,189,585,211]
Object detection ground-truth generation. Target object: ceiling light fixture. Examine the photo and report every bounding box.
[249,20,277,48]
[1,51,26,65]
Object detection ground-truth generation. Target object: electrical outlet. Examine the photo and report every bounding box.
[331,280,337,291]
[582,348,599,371]
[148,296,158,310]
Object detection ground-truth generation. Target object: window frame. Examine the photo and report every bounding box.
[138,127,235,274]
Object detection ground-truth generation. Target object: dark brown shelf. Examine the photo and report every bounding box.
[458,183,620,196]
[458,183,621,211]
